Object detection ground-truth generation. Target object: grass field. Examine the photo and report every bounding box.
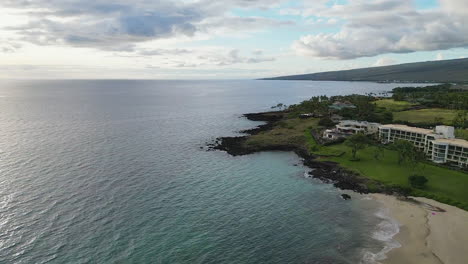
[318,143,468,208]
[374,99,416,112]
[393,108,458,125]
[245,118,319,148]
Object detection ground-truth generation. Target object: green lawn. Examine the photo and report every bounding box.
[393,108,458,125]
[318,143,468,208]
[305,131,344,156]
[374,99,416,112]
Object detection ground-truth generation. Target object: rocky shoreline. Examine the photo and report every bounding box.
[209,111,399,195]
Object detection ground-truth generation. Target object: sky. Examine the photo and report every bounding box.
[0,0,467,79]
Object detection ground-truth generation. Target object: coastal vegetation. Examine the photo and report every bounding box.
[214,83,468,210]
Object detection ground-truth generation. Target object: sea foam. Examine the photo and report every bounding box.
[361,207,401,264]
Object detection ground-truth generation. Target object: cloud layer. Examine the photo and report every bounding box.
[292,0,468,59]
[3,0,291,51]
[1,0,468,79]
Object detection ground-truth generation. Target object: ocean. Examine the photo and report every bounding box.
[0,80,418,263]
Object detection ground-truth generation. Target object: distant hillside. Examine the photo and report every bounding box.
[263,58,468,83]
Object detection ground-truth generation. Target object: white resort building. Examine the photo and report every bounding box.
[323,120,381,140]
[378,124,468,168]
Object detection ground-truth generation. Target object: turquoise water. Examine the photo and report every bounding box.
[0,80,418,263]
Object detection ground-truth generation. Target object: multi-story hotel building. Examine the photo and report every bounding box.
[378,124,468,168]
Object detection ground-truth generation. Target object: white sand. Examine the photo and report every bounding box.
[371,194,468,264]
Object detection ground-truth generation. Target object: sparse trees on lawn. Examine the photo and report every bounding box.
[345,133,371,161]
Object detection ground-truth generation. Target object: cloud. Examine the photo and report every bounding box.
[292,0,468,59]
[0,41,21,53]
[373,57,397,67]
[117,47,274,67]
[2,0,292,51]
[436,53,444,60]
[193,49,275,67]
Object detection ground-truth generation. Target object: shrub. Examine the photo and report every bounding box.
[408,175,428,189]
[277,121,288,128]
[391,185,413,196]
[318,117,335,127]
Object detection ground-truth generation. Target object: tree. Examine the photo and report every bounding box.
[318,117,335,127]
[382,111,393,124]
[408,148,426,173]
[271,103,286,110]
[373,145,385,161]
[392,140,415,165]
[345,133,370,160]
[452,110,467,129]
[392,140,426,172]
[409,175,428,189]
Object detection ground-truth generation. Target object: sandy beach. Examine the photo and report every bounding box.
[372,194,468,264]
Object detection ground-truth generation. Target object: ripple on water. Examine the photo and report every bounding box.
[0,80,426,263]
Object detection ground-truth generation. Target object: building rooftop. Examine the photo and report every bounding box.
[340,120,381,126]
[434,138,468,148]
[379,124,434,134]
[329,101,356,110]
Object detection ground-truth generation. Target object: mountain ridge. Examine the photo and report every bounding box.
[262,58,468,83]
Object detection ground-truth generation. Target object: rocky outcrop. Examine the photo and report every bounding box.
[341,194,352,200]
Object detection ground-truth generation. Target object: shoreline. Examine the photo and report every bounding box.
[209,111,400,195]
[371,194,468,264]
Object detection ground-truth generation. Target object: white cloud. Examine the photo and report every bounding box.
[2,0,293,51]
[0,40,21,53]
[436,53,444,60]
[115,47,275,68]
[292,0,468,59]
[373,57,397,67]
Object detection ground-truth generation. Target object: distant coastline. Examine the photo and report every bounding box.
[261,58,468,83]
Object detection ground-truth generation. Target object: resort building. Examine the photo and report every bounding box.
[323,120,381,140]
[378,124,468,167]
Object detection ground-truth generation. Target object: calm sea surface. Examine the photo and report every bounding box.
[0,80,421,263]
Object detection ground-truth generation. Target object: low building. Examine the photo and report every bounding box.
[323,120,381,140]
[323,129,348,140]
[336,120,381,135]
[378,124,468,167]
